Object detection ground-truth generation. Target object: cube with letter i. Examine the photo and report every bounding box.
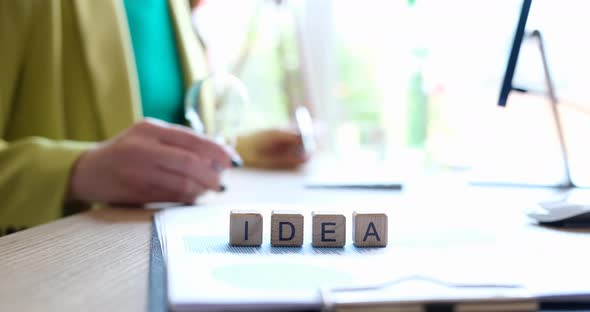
[312,212,346,247]
[271,210,304,247]
[229,210,263,246]
[353,211,388,247]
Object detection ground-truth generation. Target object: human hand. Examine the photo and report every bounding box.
[68,119,239,204]
[235,129,309,170]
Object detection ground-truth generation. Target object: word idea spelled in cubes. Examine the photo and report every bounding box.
[312,212,346,247]
[228,210,388,248]
[353,212,388,247]
[271,211,304,247]
[229,210,263,246]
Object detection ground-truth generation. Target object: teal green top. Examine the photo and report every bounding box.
[123,0,185,124]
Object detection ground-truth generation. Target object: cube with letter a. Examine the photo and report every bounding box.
[271,210,304,247]
[353,211,388,247]
[312,212,346,247]
[229,210,263,246]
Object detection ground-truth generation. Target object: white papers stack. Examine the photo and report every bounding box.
[153,203,590,312]
[155,203,399,312]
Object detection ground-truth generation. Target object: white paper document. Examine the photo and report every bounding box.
[156,204,399,311]
[155,203,590,312]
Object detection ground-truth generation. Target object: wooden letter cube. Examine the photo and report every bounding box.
[229,210,263,246]
[353,211,388,247]
[312,212,346,247]
[271,210,304,247]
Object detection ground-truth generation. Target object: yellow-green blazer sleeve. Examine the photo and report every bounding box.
[0,0,95,229]
[0,139,93,228]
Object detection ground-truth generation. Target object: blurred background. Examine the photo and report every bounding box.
[191,0,590,176]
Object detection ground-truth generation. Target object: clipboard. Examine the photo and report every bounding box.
[320,275,537,312]
[150,207,590,312]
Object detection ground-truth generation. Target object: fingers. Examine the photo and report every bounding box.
[71,119,239,206]
[261,139,302,155]
[140,143,223,192]
[235,128,310,170]
[251,148,308,170]
[250,157,307,170]
[267,153,308,169]
[135,119,235,169]
[258,129,304,155]
[120,166,208,204]
[264,129,303,145]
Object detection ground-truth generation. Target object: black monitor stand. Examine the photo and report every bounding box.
[474,0,574,189]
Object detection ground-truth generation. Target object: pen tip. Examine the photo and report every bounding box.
[231,158,243,168]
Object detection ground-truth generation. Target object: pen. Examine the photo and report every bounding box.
[295,106,316,155]
[184,81,242,193]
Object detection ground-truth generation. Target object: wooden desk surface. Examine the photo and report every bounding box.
[0,169,319,312]
[0,207,154,311]
[0,168,588,312]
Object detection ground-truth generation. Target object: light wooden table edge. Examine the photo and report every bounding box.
[0,207,156,312]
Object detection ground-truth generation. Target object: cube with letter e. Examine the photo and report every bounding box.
[312,212,346,247]
[229,210,263,246]
[271,210,304,247]
[353,211,388,247]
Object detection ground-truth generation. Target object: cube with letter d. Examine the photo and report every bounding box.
[312,212,346,247]
[271,210,304,247]
[229,210,263,246]
[353,211,388,247]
